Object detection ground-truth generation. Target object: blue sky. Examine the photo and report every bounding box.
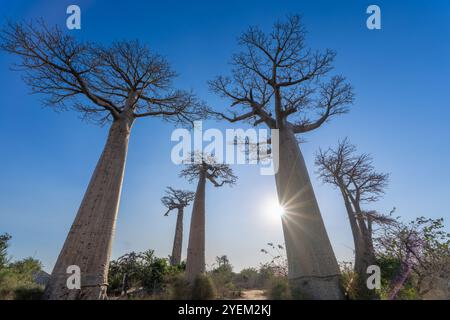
[0,0,449,272]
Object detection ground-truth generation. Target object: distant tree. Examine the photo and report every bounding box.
[209,15,353,299]
[161,187,195,266]
[180,153,237,282]
[214,255,232,271]
[0,20,207,300]
[315,138,390,298]
[210,255,235,298]
[0,233,11,269]
[234,267,259,289]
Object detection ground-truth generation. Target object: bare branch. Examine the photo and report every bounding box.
[179,153,237,187]
[161,187,195,215]
[0,20,207,126]
[136,91,210,126]
[293,76,354,133]
[315,138,389,205]
[209,15,353,132]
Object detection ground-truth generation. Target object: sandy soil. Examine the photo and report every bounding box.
[236,289,267,300]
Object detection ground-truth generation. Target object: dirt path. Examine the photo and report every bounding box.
[236,289,267,300]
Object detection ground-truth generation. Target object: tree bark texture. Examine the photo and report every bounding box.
[339,189,378,299]
[185,171,206,283]
[170,208,184,266]
[275,127,343,299]
[43,115,134,300]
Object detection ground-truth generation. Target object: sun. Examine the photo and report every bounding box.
[263,198,285,219]
[272,202,285,217]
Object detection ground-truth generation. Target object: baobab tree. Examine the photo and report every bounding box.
[180,154,237,282]
[209,15,354,299]
[315,139,390,298]
[161,187,195,266]
[0,21,207,300]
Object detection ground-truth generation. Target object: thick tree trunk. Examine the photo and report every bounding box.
[170,208,184,266]
[43,115,134,300]
[352,202,377,274]
[185,171,206,282]
[339,188,364,272]
[275,127,343,299]
[339,190,378,299]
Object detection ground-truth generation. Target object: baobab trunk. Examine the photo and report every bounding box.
[339,188,364,273]
[185,171,206,282]
[339,189,378,299]
[43,114,134,300]
[275,127,343,299]
[355,207,376,258]
[170,208,184,266]
[352,202,377,284]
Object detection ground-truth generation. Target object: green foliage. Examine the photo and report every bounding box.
[166,273,191,299]
[176,260,187,271]
[213,255,233,274]
[234,267,259,289]
[374,216,450,299]
[339,261,359,300]
[210,255,235,298]
[0,269,17,299]
[268,277,291,300]
[376,255,418,299]
[108,249,184,296]
[338,261,381,300]
[191,274,216,300]
[257,264,277,289]
[0,233,11,268]
[9,257,43,282]
[0,234,44,300]
[108,251,144,294]
[13,285,44,300]
[140,253,172,293]
[0,261,45,300]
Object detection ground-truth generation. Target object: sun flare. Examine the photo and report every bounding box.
[273,203,285,217]
[263,198,285,220]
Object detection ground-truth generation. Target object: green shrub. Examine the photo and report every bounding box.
[258,264,277,289]
[141,256,171,293]
[339,261,359,300]
[210,255,236,298]
[0,254,44,300]
[0,233,12,269]
[0,269,17,299]
[234,268,259,289]
[107,250,184,296]
[376,255,419,299]
[167,274,191,299]
[13,285,44,300]
[268,277,291,300]
[191,274,216,300]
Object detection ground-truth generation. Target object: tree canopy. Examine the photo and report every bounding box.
[0,20,208,125]
[209,14,354,131]
[180,153,237,187]
[161,187,195,216]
